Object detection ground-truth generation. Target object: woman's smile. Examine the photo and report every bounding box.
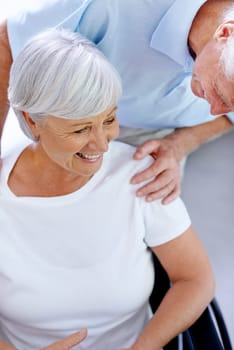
[27,107,119,179]
[75,152,103,162]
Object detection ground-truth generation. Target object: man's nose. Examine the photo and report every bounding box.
[210,102,231,115]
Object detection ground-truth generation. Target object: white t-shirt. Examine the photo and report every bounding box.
[0,140,191,350]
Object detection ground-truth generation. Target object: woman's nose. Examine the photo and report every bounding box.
[89,128,109,152]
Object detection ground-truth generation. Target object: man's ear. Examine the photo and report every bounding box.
[214,21,234,42]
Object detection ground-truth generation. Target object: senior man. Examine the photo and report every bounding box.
[0,0,234,204]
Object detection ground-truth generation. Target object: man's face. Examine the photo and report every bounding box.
[191,40,234,115]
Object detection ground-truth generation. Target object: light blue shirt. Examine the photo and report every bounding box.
[7,0,234,128]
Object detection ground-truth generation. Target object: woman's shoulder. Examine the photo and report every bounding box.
[106,140,153,174]
[2,139,31,165]
[1,139,31,181]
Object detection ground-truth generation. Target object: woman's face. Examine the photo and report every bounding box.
[29,105,119,178]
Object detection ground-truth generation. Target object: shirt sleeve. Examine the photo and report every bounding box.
[7,0,93,59]
[226,112,234,123]
[142,197,191,247]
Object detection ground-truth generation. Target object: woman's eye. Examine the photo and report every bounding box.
[74,127,89,134]
[104,117,116,125]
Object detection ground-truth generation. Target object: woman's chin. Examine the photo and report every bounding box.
[73,154,103,177]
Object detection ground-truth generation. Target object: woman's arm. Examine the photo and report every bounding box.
[130,226,215,350]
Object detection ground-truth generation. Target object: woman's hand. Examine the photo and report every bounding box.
[42,329,87,350]
[131,138,181,205]
[0,340,16,350]
[0,329,87,350]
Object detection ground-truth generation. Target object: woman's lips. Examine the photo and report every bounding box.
[75,152,102,162]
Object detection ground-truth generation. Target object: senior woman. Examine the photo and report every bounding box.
[0,29,214,350]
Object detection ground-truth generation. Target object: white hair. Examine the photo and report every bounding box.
[219,4,234,81]
[220,35,234,81]
[222,3,234,22]
[8,29,122,140]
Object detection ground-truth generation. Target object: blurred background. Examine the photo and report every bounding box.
[0,0,43,17]
[1,0,234,345]
[182,129,234,344]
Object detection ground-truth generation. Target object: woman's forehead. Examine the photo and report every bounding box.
[46,105,118,126]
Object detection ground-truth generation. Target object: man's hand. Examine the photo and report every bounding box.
[131,138,181,205]
[130,115,234,204]
[0,329,87,350]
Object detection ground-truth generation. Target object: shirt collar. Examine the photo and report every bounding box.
[150,0,206,72]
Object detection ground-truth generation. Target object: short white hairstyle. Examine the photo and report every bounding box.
[219,4,234,81]
[8,29,122,140]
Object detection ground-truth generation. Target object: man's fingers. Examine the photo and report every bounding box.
[133,140,160,159]
[131,156,179,185]
[161,185,181,205]
[144,180,179,203]
[135,171,174,196]
[131,150,179,185]
[43,328,87,350]
[131,162,162,184]
[131,138,181,203]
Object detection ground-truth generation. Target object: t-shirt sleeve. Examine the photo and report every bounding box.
[7,0,92,59]
[226,111,234,123]
[142,197,191,247]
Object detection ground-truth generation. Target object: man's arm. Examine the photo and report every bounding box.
[131,115,233,204]
[165,114,233,160]
[0,20,13,141]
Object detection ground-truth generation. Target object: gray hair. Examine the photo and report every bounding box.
[219,4,234,81]
[8,29,122,140]
[220,35,234,81]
